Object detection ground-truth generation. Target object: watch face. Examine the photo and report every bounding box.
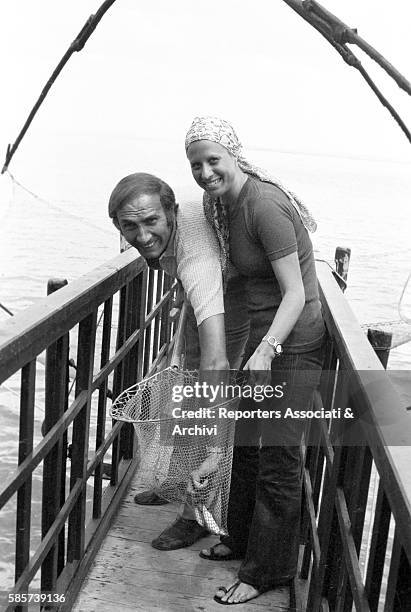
[263,336,282,354]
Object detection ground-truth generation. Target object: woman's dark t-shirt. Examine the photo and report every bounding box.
[229,176,325,352]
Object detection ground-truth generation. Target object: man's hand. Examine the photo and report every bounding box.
[188,453,221,494]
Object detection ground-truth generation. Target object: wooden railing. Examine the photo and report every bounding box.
[0,249,178,611]
[300,261,411,611]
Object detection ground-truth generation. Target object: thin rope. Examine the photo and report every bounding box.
[0,171,15,225]
[398,271,411,325]
[7,171,113,237]
[361,319,408,330]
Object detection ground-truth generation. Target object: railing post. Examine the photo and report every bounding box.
[301,337,337,579]
[15,361,36,584]
[364,483,391,611]
[143,268,155,375]
[306,375,348,611]
[384,532,411,611]
[160,273,172,348]
[93,297,113,519]
[137,268,148,380]
[41,278,69,593]
[152,271,164,361]
[120,273,144,460]
[111,285,127,485]
[125,276,142,388]
[67,309,97,562]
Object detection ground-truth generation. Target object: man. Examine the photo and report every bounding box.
[108,172,248,550]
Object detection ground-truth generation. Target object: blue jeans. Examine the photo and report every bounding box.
[221,344,324,589]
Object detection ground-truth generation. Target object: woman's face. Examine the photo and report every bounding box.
[187,140,241,200]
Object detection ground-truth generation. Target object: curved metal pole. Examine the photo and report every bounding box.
[2,0,117,174]
[3,0,410,173]
[282,0,411,144]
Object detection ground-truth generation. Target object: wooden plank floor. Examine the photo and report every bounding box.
[73,481,292,611]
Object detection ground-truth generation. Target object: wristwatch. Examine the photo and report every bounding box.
[261,335,283,357]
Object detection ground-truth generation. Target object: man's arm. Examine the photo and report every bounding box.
[198,314,229,371]
[176,203,228,368]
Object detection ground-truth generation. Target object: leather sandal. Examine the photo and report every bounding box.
[133,490,169,505]
[151,517,208,550]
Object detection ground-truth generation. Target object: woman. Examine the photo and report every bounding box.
[185,116,325,604]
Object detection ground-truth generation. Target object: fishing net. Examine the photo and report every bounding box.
[110,367,242,535]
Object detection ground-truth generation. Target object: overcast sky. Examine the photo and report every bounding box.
[1,0,410,170]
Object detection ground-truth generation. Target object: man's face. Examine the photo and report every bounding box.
[116,193,173,259]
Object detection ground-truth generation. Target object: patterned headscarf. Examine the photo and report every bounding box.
[185,116,317,280]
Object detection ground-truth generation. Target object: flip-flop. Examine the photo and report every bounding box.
[213,581,263,605]
[213,582,240,605]
[199,544,242,561]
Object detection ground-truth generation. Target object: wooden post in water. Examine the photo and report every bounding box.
[335,243,393,368]
[367,328,392,369]
[334,246,351,292]
[333,241,393,367]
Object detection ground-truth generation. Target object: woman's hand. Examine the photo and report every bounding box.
[243,342,274,386]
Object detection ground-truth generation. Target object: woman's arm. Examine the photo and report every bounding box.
[243,251,305,382]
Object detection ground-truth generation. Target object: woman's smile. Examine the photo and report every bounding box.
[203,177,223,190]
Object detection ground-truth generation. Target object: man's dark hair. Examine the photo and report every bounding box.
[108,172,176,228]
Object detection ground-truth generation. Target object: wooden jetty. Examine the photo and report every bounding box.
[1,247,411,611]
[72,485,291,611]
